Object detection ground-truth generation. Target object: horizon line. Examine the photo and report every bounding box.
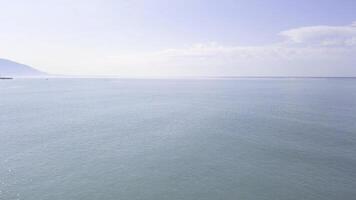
[10,75,356,79]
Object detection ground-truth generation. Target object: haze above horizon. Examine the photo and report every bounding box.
[0,0,356,76]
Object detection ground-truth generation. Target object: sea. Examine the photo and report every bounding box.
[1,78,356,200]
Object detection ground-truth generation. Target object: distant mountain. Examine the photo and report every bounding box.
[0,58,46,77]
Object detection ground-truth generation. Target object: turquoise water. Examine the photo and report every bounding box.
[1,78,356,200]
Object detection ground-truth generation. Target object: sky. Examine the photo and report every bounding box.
[0,0,356,76]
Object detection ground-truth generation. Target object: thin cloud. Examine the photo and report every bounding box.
[105,21,356,76]
[279,21,356,46]
[110,21,356,64]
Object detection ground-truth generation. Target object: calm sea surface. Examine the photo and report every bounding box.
[1,78,356,200]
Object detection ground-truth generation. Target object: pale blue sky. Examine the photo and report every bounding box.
[0,0,356,76]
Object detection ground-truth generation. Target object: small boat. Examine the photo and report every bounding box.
[0,77,13,80]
